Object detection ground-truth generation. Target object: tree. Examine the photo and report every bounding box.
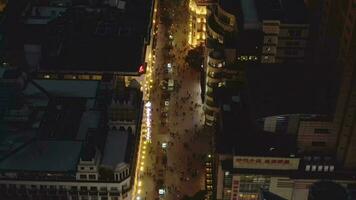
[185,45,204,70]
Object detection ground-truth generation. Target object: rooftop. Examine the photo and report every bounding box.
[23,79,99,98]
[0,70,105,172]
[0,140,82,172]
[216,86,298,157]
[255,0,308,23]
[244,63,338,119]
[41,0,152,74]
[101,131,132,170]
[6,0,153,74]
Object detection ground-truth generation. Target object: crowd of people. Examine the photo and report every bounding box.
[138,1,212,199]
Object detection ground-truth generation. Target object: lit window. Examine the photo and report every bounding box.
[305,165,310,171]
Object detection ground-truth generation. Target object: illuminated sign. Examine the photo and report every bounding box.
[145,102,152,142]
[138,63,147,74]
[233,156,300,170]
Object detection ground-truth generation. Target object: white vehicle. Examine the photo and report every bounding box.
[168,79,174,91]
[167,63,173,73]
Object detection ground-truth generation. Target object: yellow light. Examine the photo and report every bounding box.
[143,150,146,154]
[138,181,142,187]
[138,189,141,194]
[142,155,145,159]
[140,166,144,171]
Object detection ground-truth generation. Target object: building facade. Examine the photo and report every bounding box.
[188,0,214,47]
[203,0,310,126]
[0,67,143,200]
[321,0,356,169]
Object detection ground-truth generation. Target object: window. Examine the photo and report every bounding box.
[286,41,300,46]
[314,128,330,134]
[312,141,326,146]
[288,29,302,37]
[284,49,298,55]
[89,167,94,170]
[90,187,97,191]
[71,186,78,191]
[80,167,85,170]
[80,174,87,179]
[89,174,96,180]
[80,186,87,191]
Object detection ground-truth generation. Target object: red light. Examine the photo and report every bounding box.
[139,65,145,73]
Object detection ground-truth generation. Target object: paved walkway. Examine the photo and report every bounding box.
[138,1,212,199]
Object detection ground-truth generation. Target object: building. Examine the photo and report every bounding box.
[308,181,350,200]
[188,0,216,47]
[213,84,356,200]
[203,0,310,126]
[244,63,339,155]
[316,0,356,169]
[0,0,6,60]
[0,67,143,200]
[1,0,156,92]
[258,190,287,200]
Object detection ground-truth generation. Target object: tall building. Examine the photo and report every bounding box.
[0,67,143,200]
[203,0,310,126]
[212,73,356,200]
[317,0,356,169]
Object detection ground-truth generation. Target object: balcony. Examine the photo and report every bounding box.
[206,90,214,98]
[206,37,223,50]
[207,71,223,79]
[205,99,216,108]
[207,15,224,38]
[207,81,218,88]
